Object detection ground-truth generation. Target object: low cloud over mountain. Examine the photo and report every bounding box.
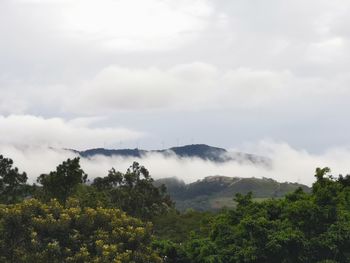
[1,142,350,186]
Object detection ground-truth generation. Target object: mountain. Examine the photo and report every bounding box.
[164,144,227,162]
[77,144,307,211]
[79,148,147,158]
[154,176,311,211]
[78,144,270,166]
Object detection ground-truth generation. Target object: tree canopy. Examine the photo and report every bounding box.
[92,162,174,219]
[181,168,350,263]
[1,154,349,263]
[37,157,87,204]
[0,154,28,204]
[0,198,161,263]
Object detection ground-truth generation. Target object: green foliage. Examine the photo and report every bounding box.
[153,209,213,243]
[152,239,190,263]
[0,198,161,263]
[156,176,310,211]
[152,210,215,263]
[1,154,349,263]
[72,184,111,209]
[92,162,174,220]
[183,167,350,263]
[37,158,87,204]
[0,154,28,204]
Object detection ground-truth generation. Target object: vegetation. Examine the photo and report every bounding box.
[0,199,160,263]
[78,144,270,165]
[155,176,310,211]
[92,162,174,220]
[37,158,87,204]
[179,168,350,263]
[0,154,28,204]
[153,209,213,243]
[0,154,349,262]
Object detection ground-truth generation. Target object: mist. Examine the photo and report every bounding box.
[1,141,350,186]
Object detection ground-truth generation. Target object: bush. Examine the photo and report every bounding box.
[0,198,161,263]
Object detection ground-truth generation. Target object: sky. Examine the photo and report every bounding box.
[1,0,350,184]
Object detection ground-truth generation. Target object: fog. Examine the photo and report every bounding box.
[0,115,143,149]
[1,141,350,186]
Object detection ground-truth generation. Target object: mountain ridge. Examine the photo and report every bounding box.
[77,144,271,166]
[154,175,310,211]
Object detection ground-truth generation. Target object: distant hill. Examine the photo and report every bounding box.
[78,144,270,166]
[154,176,311,211]
[76,144,307,211]
[79,148,147,158]
[165,144,227,162]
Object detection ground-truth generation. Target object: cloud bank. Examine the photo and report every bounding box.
[2,141,350,186]
[69,63,300,113]
[0,115,143,149]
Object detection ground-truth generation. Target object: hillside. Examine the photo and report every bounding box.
[78,144,271,166]
[155,176,311,211]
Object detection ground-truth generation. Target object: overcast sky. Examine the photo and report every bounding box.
[1,0,350,155]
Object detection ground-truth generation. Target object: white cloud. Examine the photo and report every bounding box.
[2,0,350,115]
[2,60,348,117]
[0,115,144,149]
[0,145,76,181]
[1,0,350,155]
[10,0,213,52]
[68,63,295,112]
[0,78,71,115]
[61,0,213,51]
[2,141,350,186]
[66,59,350,114]
[306,37,347,63]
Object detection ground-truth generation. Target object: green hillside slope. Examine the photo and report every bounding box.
[155,176,310,211]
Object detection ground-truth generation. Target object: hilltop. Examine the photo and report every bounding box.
[77,144,270,166]
[154,176,310,211]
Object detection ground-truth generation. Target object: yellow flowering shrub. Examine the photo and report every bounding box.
[0,199,162,263]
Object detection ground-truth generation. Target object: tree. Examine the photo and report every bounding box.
[0,198,161,263]
[0,155,28,204]
[183,167,350,263]
[37,158,87,204]
[92,162,174,219]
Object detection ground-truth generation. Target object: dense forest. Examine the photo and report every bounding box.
[0,155,349,262]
